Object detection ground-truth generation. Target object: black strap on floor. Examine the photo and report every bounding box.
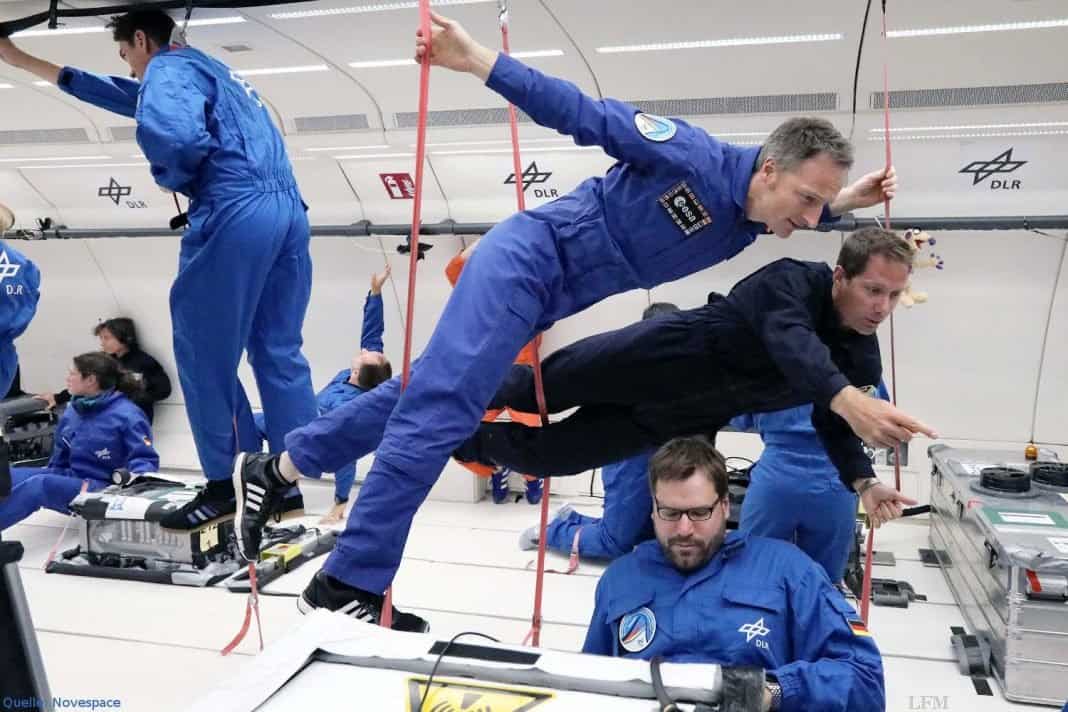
[949,627,994,696]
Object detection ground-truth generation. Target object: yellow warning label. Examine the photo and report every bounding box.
[407,677,553,712]
[198,523,219,550]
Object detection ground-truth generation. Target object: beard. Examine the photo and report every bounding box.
[659,529,725,573]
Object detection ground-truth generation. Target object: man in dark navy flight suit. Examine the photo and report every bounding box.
[227,12,903,627]
[461,227,934,527]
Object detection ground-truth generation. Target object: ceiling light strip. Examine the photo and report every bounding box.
[350,50,561,69]
[0,155,112,163]
[597,33,842,54]
[306,144,391,152]
[867,129,1068,141]
[272,0,492,20]
[234,65,330,77]
[872,121,1068,133]
[12,16,244,38]
[887,19,1068,38]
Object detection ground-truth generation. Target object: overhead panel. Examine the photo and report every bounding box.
[431,147,615,223]
[852,130,1068,217]
[289,157,364,225]
[18,162,177,229]
[0,169,60,229]
[337,155,449,225]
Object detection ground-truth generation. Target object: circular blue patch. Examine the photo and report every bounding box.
[634,113,677,142]
[618,606,657,653]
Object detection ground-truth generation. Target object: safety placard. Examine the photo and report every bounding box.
[407,677,554,711]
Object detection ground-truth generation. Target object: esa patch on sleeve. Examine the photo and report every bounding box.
[658,181,712,236]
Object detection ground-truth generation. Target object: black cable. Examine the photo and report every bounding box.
[649,656,680,712]
[418,631,501,712]
[849,0,875,141]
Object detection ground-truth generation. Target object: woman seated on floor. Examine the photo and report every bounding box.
[0,352,159,531]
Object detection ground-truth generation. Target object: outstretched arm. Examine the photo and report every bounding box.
[360,266,390,352]
[416,13,696,170]
[1,37,140,117]
[0,37,61,85]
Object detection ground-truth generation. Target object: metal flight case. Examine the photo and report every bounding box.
[928,444,1068,706]
[0,395,59,468]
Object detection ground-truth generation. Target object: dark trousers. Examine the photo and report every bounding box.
[469,306,796,476]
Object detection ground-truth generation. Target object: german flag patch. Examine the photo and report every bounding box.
[848,618,871,637]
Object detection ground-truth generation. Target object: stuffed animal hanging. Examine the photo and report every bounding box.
[900,228,944,307]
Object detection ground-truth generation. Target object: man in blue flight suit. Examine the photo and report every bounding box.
[459,228,931,526]
[519,303,678,559]
[0,10,318,528]
[730,385,889,583]
[584,436,885,712]
[0,206,41,401]
[251,267,392,524]
[228,12,898,627]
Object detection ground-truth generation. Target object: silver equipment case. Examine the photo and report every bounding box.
[928,444,1068,706]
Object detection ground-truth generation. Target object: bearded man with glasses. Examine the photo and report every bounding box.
[582,436,885,712]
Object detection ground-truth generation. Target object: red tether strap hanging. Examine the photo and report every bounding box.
[497,0,556,648]
[222,415,264,654]
[381,0,434,630]
[860,0,899,627]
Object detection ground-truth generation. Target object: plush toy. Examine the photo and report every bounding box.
[900,228,943,307]
[0,201,14,232]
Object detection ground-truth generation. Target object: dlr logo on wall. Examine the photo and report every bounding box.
[959,148,1026,191]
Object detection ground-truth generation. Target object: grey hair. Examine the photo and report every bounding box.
[756,117,854,173]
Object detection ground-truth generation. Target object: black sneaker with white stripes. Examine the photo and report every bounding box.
[232,452,287,562]
[159,479,236,530]
[299,570,429,633]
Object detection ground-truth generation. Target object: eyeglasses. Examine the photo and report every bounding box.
[654,497,723,522]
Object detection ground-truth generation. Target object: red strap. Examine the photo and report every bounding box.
[382,0,434,629]
[498,4,556,647]
[221,563,264,655]
[861,0,897,627]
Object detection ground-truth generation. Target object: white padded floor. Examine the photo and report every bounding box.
[6,478,1050,711]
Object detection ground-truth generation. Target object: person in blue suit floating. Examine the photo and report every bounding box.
[0,10,317,529]
[253,266,393,524]
[0,352,159,530]
[225,12,900,628]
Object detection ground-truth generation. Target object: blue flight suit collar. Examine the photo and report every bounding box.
[635,530,750,592]
[728,146,770,234]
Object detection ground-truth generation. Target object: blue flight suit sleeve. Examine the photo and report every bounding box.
[46,415,73,472]
[121,410,160,474]
[135,60,217,194]
[485,53,698,171]
[773,568,885,712]
[360,292,385,353]
[729,413,756,432]
[581,575,616,656]
[57,67,140,117]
